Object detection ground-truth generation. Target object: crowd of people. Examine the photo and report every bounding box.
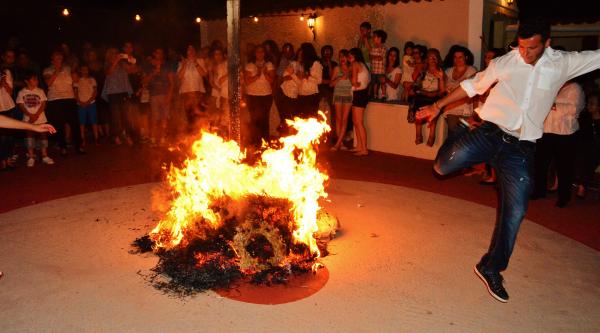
[0,20,599,204]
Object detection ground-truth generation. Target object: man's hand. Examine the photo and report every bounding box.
[416,103,440,123]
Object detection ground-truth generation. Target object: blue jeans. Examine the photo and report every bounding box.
[434,121,535,273]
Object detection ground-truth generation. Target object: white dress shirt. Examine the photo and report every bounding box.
[543,82,584,135]
[299,61,323,96]
[461,47,600,141]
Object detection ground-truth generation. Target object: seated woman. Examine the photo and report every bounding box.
[410,48,445,146]
[443,46,477,135]
[383,47,403,102]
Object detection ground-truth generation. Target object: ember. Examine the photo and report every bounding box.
[133,113,338,295]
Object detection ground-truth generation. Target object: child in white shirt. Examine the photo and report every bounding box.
[16,72,53,167]
[74,65,98,146]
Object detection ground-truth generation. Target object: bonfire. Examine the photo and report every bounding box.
[134,113,338,295]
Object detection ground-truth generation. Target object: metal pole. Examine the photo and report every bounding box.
[227,0,241,143]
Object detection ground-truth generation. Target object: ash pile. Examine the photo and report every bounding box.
[132,195,338,296]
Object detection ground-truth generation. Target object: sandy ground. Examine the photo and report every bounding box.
[1,180,599,333]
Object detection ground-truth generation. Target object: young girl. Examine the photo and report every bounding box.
[244,45,275,146]
[210,48,229,132]
[348,47,370,156]
[330,49,353,150]
[16,73,54,167]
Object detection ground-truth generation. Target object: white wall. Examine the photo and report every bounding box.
[204,0,471,60]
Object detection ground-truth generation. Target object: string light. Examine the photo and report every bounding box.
[253,16,259,23]
[62,8,70,16]
[195,17,202,23]
[300,14,304,21]
[135,14,141,21]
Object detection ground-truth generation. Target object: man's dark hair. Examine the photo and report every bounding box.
[373,30,388,43]
[360,21,371,30]
[517,18,551,42]
[403,41,415,53]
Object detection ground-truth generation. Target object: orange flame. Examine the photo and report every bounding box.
[150,112,330,256]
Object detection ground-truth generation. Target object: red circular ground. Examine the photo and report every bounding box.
[215,266,329,304]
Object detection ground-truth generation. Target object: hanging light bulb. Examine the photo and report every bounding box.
[196,17,202,24]
[62,8,70,16]
[135,14,142,22]
[253,16,259,23]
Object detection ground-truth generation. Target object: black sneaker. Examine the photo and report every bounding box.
[474,264,509,302]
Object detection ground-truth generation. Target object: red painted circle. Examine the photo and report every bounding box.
[215,266,329,304]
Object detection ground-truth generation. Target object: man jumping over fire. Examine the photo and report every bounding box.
[417,18,600,302]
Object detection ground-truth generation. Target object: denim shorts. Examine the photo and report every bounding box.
[78,103,98,125]
[333,95,352,105]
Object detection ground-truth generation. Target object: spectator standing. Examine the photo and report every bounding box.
[43,50,83,155]
[357,22,372,66]
[16,72,54,167]
[330,49,353,150]
[297,43,323,119]
[575,91,600,198]
[86,50,109,140]
[383,47,403,102]
[531,80,585,207]
[348,47,370,156]
[0,65,16,170]
[244,45,275,146]
[275,43,295,133]
[177,44,207,129]
[74,65,99,147]
[144,48,174,146]
[319,45,337,119]
[276,50,302,135]
[102,48,133,145]
[369,30,387,99]
[210,48,229,131]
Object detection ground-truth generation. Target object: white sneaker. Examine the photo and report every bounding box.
[42,156,55,165]
[26,158,35,167]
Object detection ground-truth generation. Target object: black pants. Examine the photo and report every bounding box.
[46,98,81,150]
[108,93,131,139]
[297,93,320,119]
[246,94,273,146]
[274,90,297,132]
[533,132,577,201]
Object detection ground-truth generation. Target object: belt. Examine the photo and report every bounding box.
[481,121,520,144]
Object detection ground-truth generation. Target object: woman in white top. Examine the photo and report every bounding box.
[443,46,477,134]
[412,48,445,146]
[210,48,229,129]
[177,44,207,128]
[277,49,303,135]
[348,47,370,156]
[296,43,323,119]
[244,45,275,146]
[383,47,403,102]
[43,50,83,154]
